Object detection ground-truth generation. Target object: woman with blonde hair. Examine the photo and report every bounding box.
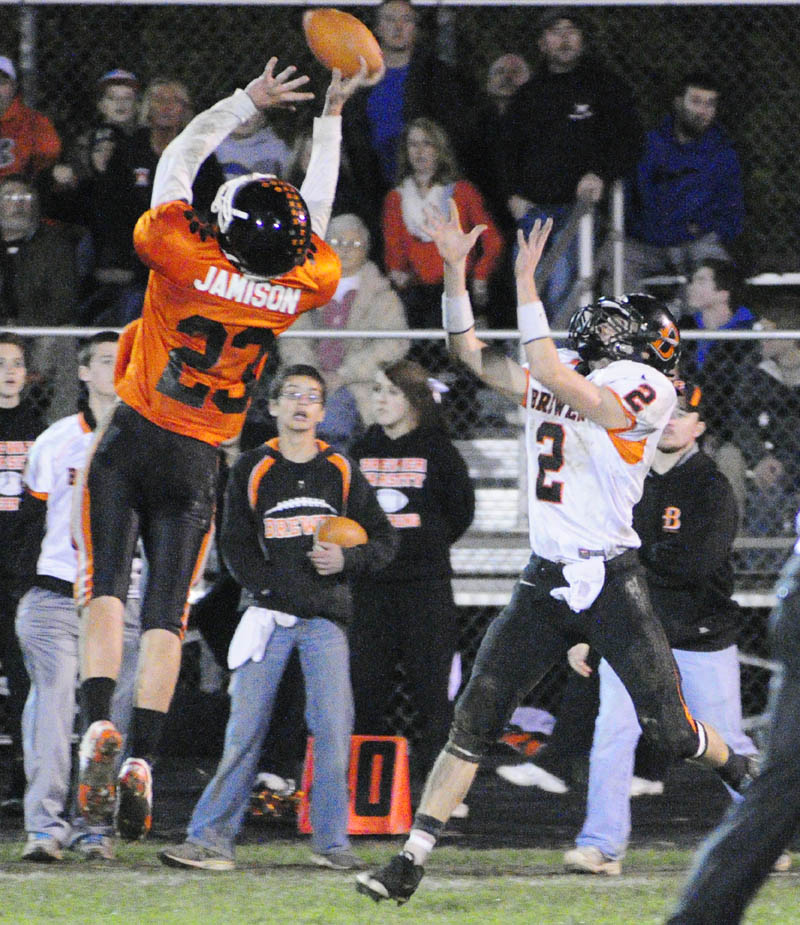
[382,117,502,330]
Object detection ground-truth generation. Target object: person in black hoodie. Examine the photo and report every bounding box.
[0,332,45,813]
[501,7,642,326]
[160,364,397,873]
[349,358,475,789]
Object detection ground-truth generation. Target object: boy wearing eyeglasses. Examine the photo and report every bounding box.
[160,363,397,872]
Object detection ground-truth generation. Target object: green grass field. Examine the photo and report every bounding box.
[1,842,796,924]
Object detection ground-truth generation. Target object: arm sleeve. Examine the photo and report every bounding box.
[31,113,62,174]
[151,89,258,207]
[455,182,504,281]
[340,468,399,576]
[382,190,411,273]
[641,473,738,586]
[432,439,476,544]
[219,455,273,594]
[9,490,47,596]
[710,149,745,243]
[299,115,343,239]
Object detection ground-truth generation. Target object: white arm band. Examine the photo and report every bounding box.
[299,115,342,239]
[151,89,257,207]
[517,300,550,343]
[441,292,475,334]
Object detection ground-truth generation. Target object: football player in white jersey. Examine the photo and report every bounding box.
[357,203,759,906]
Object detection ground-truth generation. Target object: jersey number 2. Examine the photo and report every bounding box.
[536,422,564,503]
[156,315,275,412]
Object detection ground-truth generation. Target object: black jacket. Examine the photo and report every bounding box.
[502,59,642,206]
[634,448,742,651]
[0,398,47,588]
[350,424,475,583]
[220,438,397,626]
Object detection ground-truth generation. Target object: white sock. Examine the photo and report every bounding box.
[402,829,436,866]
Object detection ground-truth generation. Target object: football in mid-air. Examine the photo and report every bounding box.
[302,9,384,78]
[317,515,368,547]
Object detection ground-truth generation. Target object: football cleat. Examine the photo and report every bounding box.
[116,757,152,840]
[250,773,302,824]
[355,852,424,905]
[77,720,123,825]
[499,726,546,758]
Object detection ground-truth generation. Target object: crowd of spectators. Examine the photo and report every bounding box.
[0,0,798,879]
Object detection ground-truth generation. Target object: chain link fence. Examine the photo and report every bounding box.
[2,1,799,742]
[3,325,794,734]
[2,2,800,269]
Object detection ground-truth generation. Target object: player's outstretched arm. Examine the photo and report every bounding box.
[515,224,629,429]
[425,200,527,401]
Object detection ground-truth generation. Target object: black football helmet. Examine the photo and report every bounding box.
[567,292,681,374]
[211,173,311,279]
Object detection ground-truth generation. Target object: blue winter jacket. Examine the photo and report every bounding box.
[628,116,744,247]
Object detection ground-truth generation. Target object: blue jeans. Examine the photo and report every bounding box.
[576,646,756,860]
[187,617,354,857]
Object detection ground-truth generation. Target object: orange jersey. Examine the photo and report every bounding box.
[117,201,341,445]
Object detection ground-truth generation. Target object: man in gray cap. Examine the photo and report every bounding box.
[0,55,61,181]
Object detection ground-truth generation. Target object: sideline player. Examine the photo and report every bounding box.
[73,57,373,841]
[667,515,800,924]
[356,203,757,904]
[15,333,140,862]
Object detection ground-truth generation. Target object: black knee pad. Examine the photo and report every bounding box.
[639,712,700,763]
[448,673,507,759]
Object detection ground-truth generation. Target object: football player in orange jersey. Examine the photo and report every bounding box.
[72,56,378,843]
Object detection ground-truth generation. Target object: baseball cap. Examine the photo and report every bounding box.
[0,56,17,81]
[98,68,139,90]
[538,6,587,34]
[674,379,705,418]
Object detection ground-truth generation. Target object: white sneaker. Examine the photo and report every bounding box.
[496,762,569,793]
[253,772,295,797]
[630,776,664,797]
[22,832,63,863]
[564,845,622,876]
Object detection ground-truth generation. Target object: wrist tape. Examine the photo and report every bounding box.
[441,292,475,334]
[517,300,550,343]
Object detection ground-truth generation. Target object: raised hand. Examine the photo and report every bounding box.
[423,199,486,268]
[514,217,554,283]
[245,57,314,111]
[322,57,373,116]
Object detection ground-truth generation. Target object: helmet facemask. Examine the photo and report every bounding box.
[568,294,681,374]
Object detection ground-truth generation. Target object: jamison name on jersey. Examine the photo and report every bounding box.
[193,267,303,314]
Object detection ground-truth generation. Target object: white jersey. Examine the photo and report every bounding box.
[524,352,676,564]
[24,413,93,584]
[23,412,142,596]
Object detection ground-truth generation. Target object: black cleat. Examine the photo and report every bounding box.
[355,851,424,905]
[718,751,761,795]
